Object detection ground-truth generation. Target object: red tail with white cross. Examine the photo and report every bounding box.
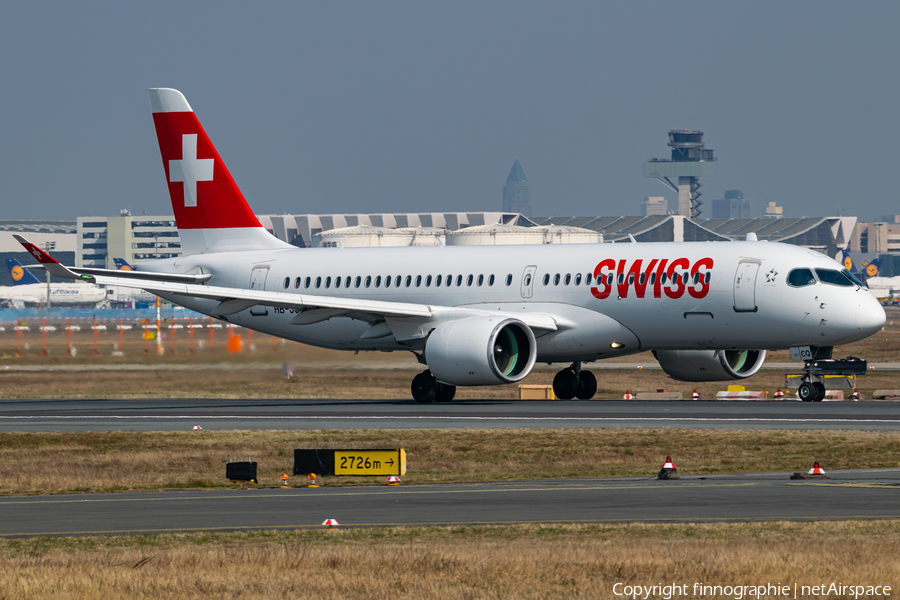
[148,88,290,255]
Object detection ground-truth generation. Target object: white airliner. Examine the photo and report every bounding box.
[17,88,886,402]
[0,259,111,308]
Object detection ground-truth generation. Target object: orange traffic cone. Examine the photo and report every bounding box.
[691,389,700,401]
[807,461,826,475]
[623,390,634,400]
[774,388,784,400]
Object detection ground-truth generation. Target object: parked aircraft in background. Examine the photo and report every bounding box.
[1,259,111,308]
[837,250,896,300]
[17,88,886,402]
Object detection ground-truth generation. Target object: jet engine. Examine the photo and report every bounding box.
[425,316,537,386]
[654,349,767,382]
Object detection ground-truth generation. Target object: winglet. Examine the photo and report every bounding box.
[13,235,93,281]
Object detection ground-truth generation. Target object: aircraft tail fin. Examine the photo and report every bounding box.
[6,258,42,285]
[864,258,882,278]
[113,258,134,270]
[148,88,292,255]
[840,249,856,273]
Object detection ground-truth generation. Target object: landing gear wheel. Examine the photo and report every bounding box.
[435,382,456,402]
[798,382,814,402]
[813,382,826,402]
[575,370,597,400]
[411,370,437,403]
[552,369,579,400]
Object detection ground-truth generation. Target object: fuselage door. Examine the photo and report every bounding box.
[521,265,537,298]
[249,266,269,290]
[733,260,761,312]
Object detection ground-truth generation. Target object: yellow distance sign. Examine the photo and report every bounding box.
[334,450,406,476]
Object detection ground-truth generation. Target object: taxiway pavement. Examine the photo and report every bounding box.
[1,398,899,431]
[1,469,897,538]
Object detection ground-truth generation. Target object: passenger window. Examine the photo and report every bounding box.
[355,276,361,288]
[704,273,710,284]
[815,269,853,287]
[385,275,392,288]
[585,273,592,285]
[506,274,513,286]
[365,275,371,288]
[638,273,645,285]
[650,273,656,285]
[325,276,331,288]
[477,274,484,286]
[693,273,700,284]
[334,276,341,289]
[564,274,571,285]
[617,273,625,285]
[682,272,688,284]
[416,275,422,287]
[294,277,302,289]
[446,275,452,287]
[489,274,495,286]
[456,275,463,286]
[375,275,382,287]
[660,273,667,284]
[405,275,412,287]
[606,274,613,285]
[315,276,322,289]
[283,277,290,289]
[525,274,532,286]
[305,276,311,288]
[543,273,550,286]
[466,274,473,286]
[787,269,815,287]
[426,275,432,287]
[436,274,442,286]
[345,276,351,288]
[628,273,635,285]
[575,273,582,285]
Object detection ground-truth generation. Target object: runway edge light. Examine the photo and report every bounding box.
[658,455,680,480]
[322,518,340,528]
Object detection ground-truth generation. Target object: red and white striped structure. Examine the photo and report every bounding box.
[662,456,677,470]
[774,388,784,400]
[387,476,401,485]
[191,425,202,430]
[322,518,340,527]
[691,389,700,400]
[623,390,634,400]
[807,461,826,475]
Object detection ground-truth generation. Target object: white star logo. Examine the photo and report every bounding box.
[169,134,214,207]
[765,269,778,283]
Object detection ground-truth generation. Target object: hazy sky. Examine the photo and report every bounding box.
[2,2,898,222]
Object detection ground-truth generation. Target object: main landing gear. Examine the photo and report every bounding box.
[411,370,457,403]
[552,362,597,400]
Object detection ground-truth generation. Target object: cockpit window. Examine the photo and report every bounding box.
[815,268,853,287]
[787,268,815,287]
[843,269,867,288]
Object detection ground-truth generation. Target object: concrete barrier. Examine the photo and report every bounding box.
[635,392,683,400]
[873,390,900,401]
[715,391,766,401]
[823,390,845,401]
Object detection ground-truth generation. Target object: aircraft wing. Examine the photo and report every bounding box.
[14,235,558,331]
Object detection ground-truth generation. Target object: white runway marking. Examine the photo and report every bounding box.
[3,415,898,423]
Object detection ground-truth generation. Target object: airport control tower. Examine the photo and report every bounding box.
[643,130,715,219]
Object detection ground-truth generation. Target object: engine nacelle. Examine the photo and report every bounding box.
[425,317,537,386]
[654,349,767,382]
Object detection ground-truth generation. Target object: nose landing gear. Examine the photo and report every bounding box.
[411,370,456,403]
[552,362,597,400]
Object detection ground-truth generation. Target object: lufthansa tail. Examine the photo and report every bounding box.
[113,258,133,270]
[148,88,291,256]
[6,259,41,285]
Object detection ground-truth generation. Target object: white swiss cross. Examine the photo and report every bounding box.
[169,134,214,207]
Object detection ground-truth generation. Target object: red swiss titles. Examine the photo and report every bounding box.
[590,257,713,300]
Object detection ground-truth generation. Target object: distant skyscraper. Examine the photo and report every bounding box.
[503,160,531,216]
[642,196,668,216]
[712,190,751,219]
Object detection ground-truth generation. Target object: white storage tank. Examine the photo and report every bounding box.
[314,224,414,248]
[535,224,603,244]
[445,223,545,246]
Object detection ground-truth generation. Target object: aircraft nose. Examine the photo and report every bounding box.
[856,294,886,335]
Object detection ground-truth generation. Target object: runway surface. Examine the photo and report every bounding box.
[1,469,897,538]
[1,398,900,431]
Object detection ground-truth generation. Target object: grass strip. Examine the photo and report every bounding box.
[1,521,898,599]
[1,428,898,495]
